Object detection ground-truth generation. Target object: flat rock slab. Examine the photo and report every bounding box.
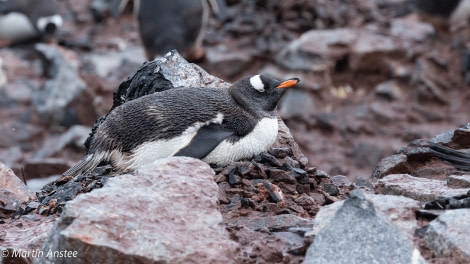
[304,190,424,264]
[36,157,238,264]
[312,193,421,237]
[0,162,36,213]
[377,174,469,202]
[1,215,56,264]
[448,175,470,188]
[424,209,470,263]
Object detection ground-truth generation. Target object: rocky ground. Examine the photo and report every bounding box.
[1,0,470,263]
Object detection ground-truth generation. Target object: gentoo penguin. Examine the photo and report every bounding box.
[62,74,300,176]
[136,0,210,61]
[412,0,470,26]
[0,0,62,44]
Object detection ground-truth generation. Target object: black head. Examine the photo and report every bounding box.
[229,74,300,113]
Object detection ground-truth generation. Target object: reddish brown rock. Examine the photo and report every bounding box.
[37,157,238,264]
[0,162,36,213]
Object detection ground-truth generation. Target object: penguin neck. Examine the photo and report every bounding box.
[229,89,275,118]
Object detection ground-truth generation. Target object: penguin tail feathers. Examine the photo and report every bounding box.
[62,153,105,177]
[428,141,470,171]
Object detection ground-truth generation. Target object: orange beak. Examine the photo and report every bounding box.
[275,78,300,88]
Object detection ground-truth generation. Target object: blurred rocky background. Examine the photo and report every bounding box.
[1,0,470,263]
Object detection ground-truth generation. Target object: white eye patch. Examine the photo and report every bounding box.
[36,14,63,32]
[250,75,265,92]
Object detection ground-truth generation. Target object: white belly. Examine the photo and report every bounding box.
[0,13,37,41]
[203,117,279,165]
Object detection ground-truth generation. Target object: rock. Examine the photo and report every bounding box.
[389,16,435,43]
[349,31,402,72]
[151,50,230,90]
[0,57,6,87]
[350,142,384,169]
[0,216,56,264]
[424,209,470,262]
[276,28,356,71]
[373,80,403,101]
[311,193,421,237]
[32,44,87,126]
[304,190,424,264]
[33,125,90,159]
[0,146,22,171]
[273,116,309,167]
[226,214,312,232]
[26,175,60,193]
[369,101,397,123]
[268,148,293,159]
[278,89,316,122]
[2,79,33,104]
[83,47,147,78]
[330,175,352,187]
[0,162,35,213]
[205,45,254,77]
[377,174,469,202]
[37,157,238,264]
[430,124,470,145]
[371,154,407,178]
[268,169,296,184]
[23,159,71,180]
[447,175,470,188]
[0,121,43,149]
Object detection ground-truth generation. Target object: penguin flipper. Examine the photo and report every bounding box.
[428,141,470,171]
[175,123,234,159]
[62,153,105,177]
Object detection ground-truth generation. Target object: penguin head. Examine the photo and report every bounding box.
[36,14,62,37]
[229,74,300,112]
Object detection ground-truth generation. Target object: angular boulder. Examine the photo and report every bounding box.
[36,157,238,264]
[303,190,424,264]
[0,162,36,213]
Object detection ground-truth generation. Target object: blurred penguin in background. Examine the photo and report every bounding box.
[0,0,63,45]
[137,0,209,61]
[412,0,470,28]
[104,0,225,61]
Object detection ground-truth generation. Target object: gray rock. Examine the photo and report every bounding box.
[374,80,404,101]
[276,28,356,71]
[83,47,147,78]
[424,209,470,262]
[33,44,86,126]
[153,50,230,89]
[311,193,421,237]
[330,175,352,187]
[36,157,238,264]
[24,158,71,180]
[304,190,424,264]
[371,154,407,179]
[0,121,43,148]
[226,214,312,232]
[351,142,384,169]
[0,162,35,213]
[0,216,56,264]
[349,31,401,72]
[278,89,315,122]
[428,124,470,145]
[33,125,90,159]
[389,17,435,43]
[273,116,309,167]
[377,174,469,202]
[205,45,254,77]
[448,175,470,188]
